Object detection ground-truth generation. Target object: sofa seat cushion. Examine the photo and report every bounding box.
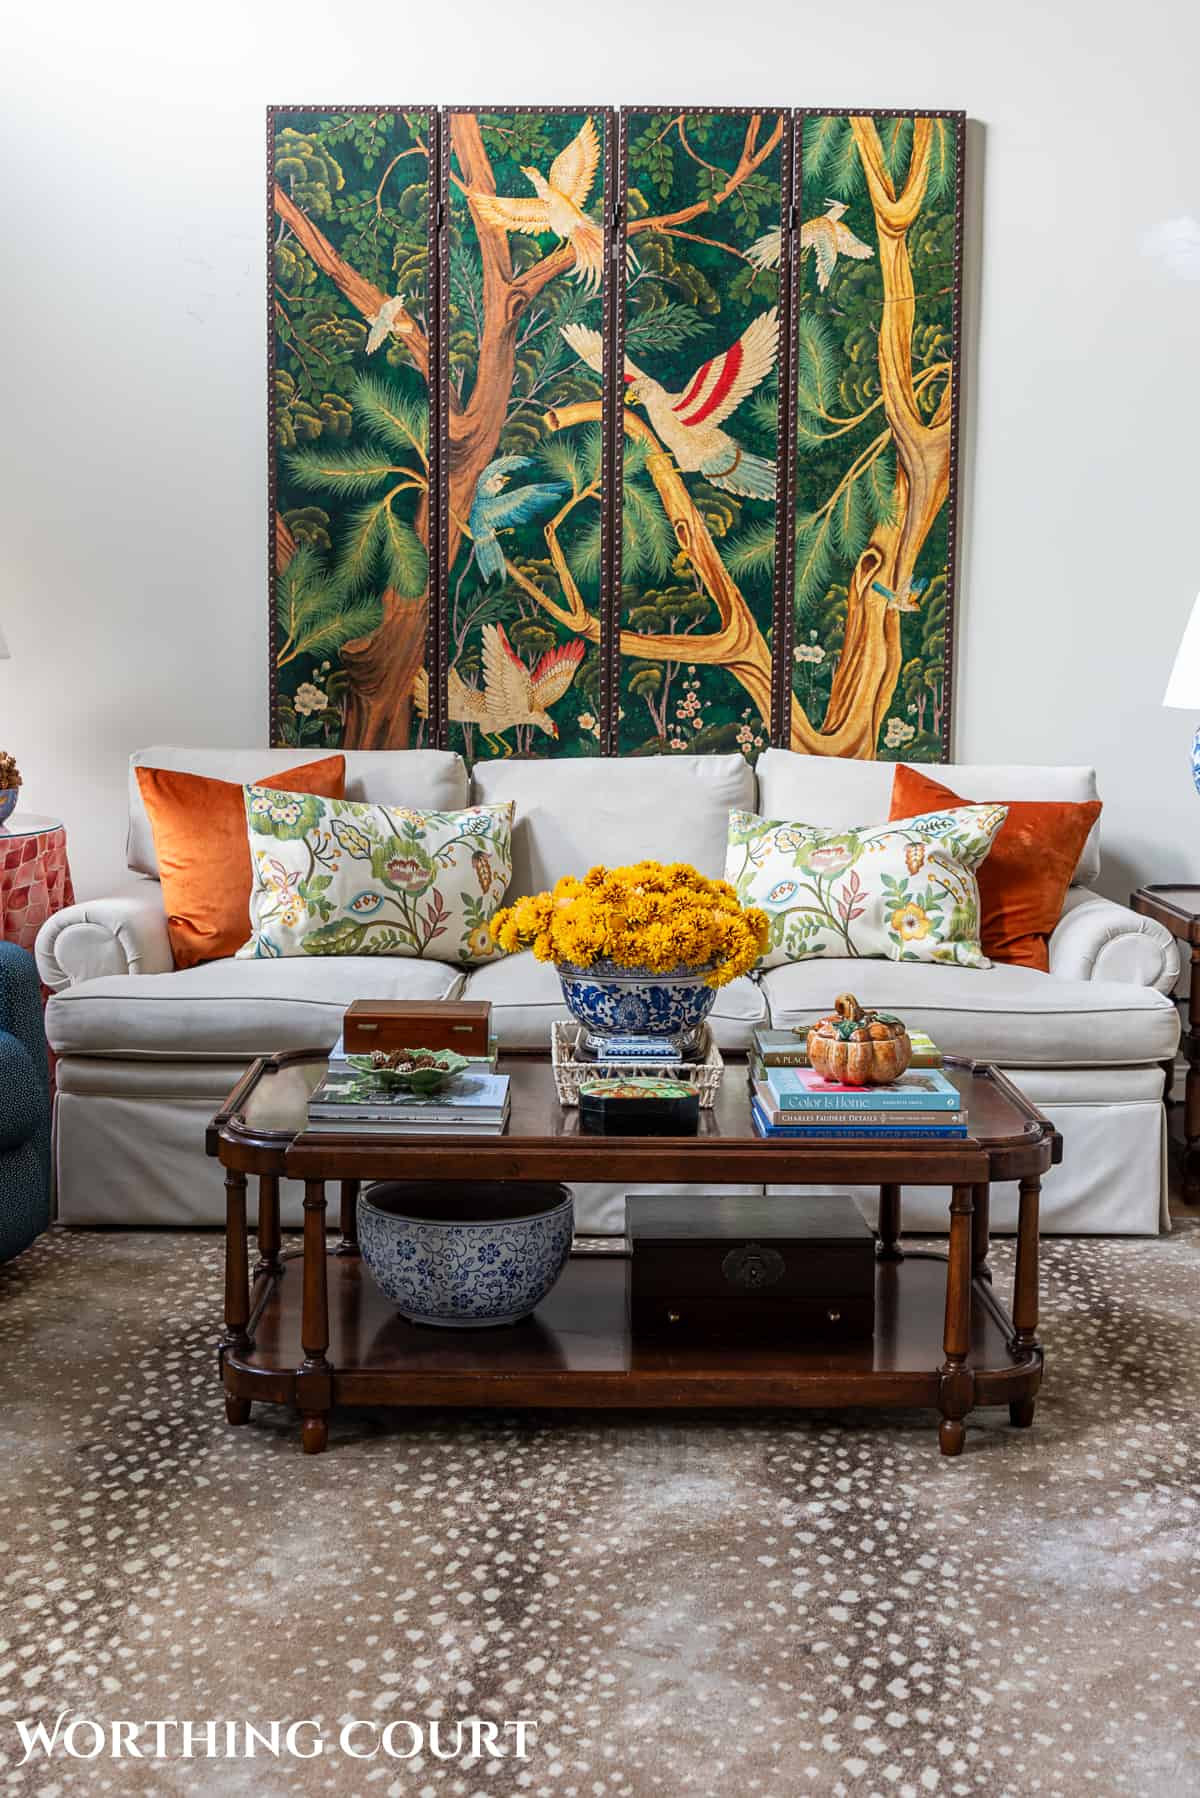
[46,957,465,1060]
[461,952,766,1053]
[761,960,1178,1068]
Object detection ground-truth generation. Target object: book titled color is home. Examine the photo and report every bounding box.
[749,1097,967,1141]
[751,1083,967,1131]
[764,1067,962,1112]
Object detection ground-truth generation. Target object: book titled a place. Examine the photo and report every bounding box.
[763,1067,962,1112]
[752,1027,943,1069]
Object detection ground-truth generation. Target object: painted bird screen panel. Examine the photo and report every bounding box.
[269,106,437,752]
[614,108,789,760]
[442,108,613,765]
[789,112,963,762]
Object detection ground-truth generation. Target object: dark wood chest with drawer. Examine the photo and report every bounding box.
[627,1194,876,1343]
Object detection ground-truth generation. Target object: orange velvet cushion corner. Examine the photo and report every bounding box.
[888,765,1101,972]
[136,756,346,969]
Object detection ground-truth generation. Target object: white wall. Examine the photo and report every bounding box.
[3,0,1198,903]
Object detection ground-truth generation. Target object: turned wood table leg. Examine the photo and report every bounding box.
[299,1178,331,1454]
[1185,945,1200,1203]
[336,1179,361,1256]
[938,1184,975,1457]
[254,1173,282,1279]
[876,1183,903,1262]
[222,1169,252,1425]
[1007,1173,1043,1432]
[970,1181,991,1283]
[222,1169,251,1357]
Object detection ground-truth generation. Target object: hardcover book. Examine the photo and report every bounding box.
[308,1068,510,1121]
[751,1083,966,1130]
[305,1111,510,1136]
[750,1098,967,1140]
[764,1067,962,1112]
[752,1029,813,1067]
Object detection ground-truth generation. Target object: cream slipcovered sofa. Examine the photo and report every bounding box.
[37,747,1180,1235]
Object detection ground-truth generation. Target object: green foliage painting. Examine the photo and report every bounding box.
[789,113,960,760]
[614,109,784,759]
[266,108,963,765]
[270,107,434,750]
[444,109,608,762]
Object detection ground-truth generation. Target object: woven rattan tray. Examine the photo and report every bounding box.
[550,1020,724,1109]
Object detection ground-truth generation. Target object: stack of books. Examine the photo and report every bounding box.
[751,1025,944,1079]
[307,1003,509,1135]
[750,1065,967,1140]
[306,1065,511,1136]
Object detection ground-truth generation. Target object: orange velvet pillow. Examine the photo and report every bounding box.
[136,756,346,969]
[888,765,1101,972]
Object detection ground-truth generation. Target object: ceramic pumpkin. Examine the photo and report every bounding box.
[806,993,913,1087]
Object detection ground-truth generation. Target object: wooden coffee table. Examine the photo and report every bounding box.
[207,1054,1061,1458]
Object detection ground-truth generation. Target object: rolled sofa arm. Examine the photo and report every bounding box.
[35,881,174,991]
[1049,887,1180,992]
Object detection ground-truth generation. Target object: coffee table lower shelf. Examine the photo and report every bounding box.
[220,1248,1042,1456]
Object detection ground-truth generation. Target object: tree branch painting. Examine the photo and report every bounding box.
[266,106,962,765]
[269,107,434,750]
[790,111,960,760]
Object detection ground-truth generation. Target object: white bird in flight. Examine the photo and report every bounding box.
[470,118,604,295]
[562,310,780,500]
[365,295,410,354]
[803,200,874,291]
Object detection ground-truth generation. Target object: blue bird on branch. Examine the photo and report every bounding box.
[468,456,569,585]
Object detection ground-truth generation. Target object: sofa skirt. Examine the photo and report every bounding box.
[51,1059,1168,1235]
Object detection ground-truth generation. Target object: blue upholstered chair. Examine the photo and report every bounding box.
[0,943,51,1262]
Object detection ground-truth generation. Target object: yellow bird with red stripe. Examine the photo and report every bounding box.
[562,310,779,499]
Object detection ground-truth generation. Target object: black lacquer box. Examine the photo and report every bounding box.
[579,1078,700,1136]
[627,1194,876,1342]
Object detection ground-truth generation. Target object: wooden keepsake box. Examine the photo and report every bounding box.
[343,999,491,1056]
[627,1194,876,1343]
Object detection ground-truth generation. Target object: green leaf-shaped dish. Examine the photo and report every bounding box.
[346,1050,471,1095]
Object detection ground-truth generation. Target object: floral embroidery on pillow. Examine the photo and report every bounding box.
[725,804,1007,970]
[238,788,514,964]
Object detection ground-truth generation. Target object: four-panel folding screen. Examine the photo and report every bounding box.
[269,106,964,764]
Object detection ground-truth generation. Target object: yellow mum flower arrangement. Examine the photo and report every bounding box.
[490,860,768,990]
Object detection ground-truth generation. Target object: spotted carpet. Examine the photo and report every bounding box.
[1,1225,1198,1797]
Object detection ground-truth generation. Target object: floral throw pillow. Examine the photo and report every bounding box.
[725,804,1008,971]
[237,788,514,965]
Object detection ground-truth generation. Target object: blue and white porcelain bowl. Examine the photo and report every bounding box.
[556,960,717,1060]
[358,1181,574,1328]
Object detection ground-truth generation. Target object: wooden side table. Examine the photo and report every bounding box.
[0,814,73,956]
[1131,885,1197,1201]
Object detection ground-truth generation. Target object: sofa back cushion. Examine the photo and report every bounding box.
[471,754,755,898]
[755,751,1101,888]
[128,748,469,877]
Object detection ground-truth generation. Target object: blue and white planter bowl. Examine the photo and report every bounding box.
[358,1181,574,1328]
[556,960,717,1061]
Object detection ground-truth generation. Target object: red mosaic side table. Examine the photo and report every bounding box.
[0,814,74,957]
